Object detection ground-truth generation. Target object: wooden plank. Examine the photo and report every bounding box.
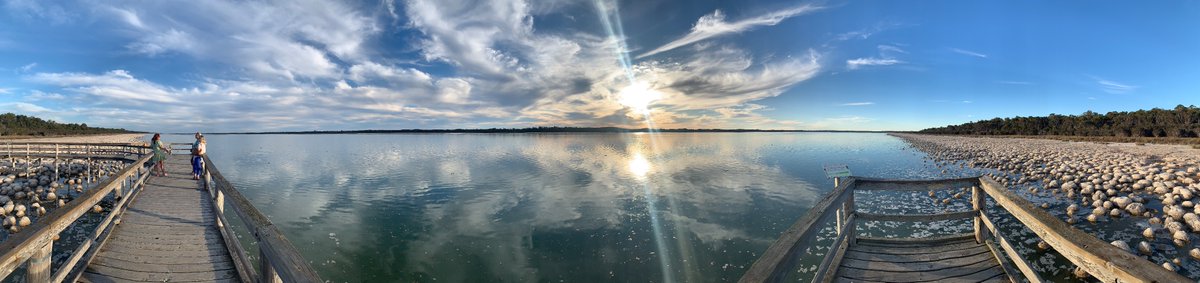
[857,211,976,222]
[840,250,997,272]
[856,233,976,246]
[95,251,231,265]
[61,167,152,283]
[84,264,237,282]
[91,256,236,273]
[738,178,856,283]
[854,177,980,191]
[851,242,985,256]
[979,176,1189,283]
[980,213,1043,283]
[844,246,992,263]
[838,256,998,282]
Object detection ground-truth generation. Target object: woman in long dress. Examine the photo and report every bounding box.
[150,133,169,177]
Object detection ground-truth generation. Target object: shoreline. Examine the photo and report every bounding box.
[893,133,1200,276]
[0,133,146,144]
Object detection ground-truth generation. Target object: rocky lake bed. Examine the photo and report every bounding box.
[895,133,1200,278]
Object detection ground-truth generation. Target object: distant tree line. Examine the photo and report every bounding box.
[204,127,881,135]
[920,105,1200,137]
[0,113,132,136]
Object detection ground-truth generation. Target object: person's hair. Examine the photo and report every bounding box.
[152,133,161,141]
[199,137,206,143]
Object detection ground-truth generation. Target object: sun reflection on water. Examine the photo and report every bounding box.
[628,153,652,179]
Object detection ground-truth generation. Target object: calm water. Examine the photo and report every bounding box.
[187,133,952,282]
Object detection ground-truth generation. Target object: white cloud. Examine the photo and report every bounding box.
[636,4,822,59]
[840,102,874,106]
[19,63,37,72]
[98,0,378,80]
[877,45,906,54]
[846,58,901,69]
[1095,78,1136,94]
[949,48,987,58]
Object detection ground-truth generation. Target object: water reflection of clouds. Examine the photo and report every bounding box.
[210,133,859,282]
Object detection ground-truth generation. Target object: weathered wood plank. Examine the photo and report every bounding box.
[738,178,856,283]
[92,256,236,273]
[844,246,991,263]
[838,256,998,282]
[840,250,996,272]
[979,176,1189,283]
[856,211,976,222]
[851,241,984,256]
[84,264,237,282]
[853,176,980,191]
[855,233,977,247]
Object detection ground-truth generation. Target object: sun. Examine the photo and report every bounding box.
[617,81,662,115]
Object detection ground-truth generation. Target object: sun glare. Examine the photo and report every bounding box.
[628,153,652,179]
[617,81,662,115]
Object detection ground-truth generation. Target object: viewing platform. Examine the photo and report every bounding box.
[739,176,1192,283]
[0,142,321,283]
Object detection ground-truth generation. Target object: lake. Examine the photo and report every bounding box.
[183,132,958,282]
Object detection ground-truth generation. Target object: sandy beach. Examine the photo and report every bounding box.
[1,134,146,144]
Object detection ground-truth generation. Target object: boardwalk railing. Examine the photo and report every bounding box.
[0,142,321,283]
[739,176,1191,283]
[170,143,322,283]
[0,143,152,282]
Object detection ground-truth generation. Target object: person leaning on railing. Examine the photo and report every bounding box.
[191,132,207,181]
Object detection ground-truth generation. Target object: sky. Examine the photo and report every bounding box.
[0,0,1198,132]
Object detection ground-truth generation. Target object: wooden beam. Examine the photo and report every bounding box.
[0,154,151,278]
[854,176,981,191]
[813,213,855,283]
[979,176,1189,283]
[24,243,50,283]
[980,213,1043,283]
[738,178,857,283]
[857,211,976,222]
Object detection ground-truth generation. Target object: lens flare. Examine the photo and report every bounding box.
[617,81,662,115]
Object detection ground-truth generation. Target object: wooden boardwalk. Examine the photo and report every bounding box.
[836,234,1007,283]
[739,176,1192,283]
[82,155,238,282]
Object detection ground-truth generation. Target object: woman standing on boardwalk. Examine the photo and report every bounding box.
[191,132,206,180]
[150,133,169,176]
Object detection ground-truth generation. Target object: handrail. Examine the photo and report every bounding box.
[0,144,151,281]
[740,175,1191,283]
[201,154,323,283]
[738,178,856,283]
[979,176,1189,283]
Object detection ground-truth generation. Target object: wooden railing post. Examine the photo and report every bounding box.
[25,242,51,283]
[844,192,856,243]
[972,185,987,243]
[260,247,282,283]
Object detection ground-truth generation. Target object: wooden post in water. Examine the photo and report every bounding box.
[972,186,987,243]
[26,242,51,283]
[53,144,59,181]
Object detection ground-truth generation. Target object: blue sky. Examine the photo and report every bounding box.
[1,0,1197,132]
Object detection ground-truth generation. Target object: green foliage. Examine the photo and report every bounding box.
[921,105,1200,138]
[0,113,131,136]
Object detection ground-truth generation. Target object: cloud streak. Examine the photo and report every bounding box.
[949,48,987,58]
[840,102,874,106]
[1094,77,1136,94]
[846,58,901,69]
[636,4,822,59]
